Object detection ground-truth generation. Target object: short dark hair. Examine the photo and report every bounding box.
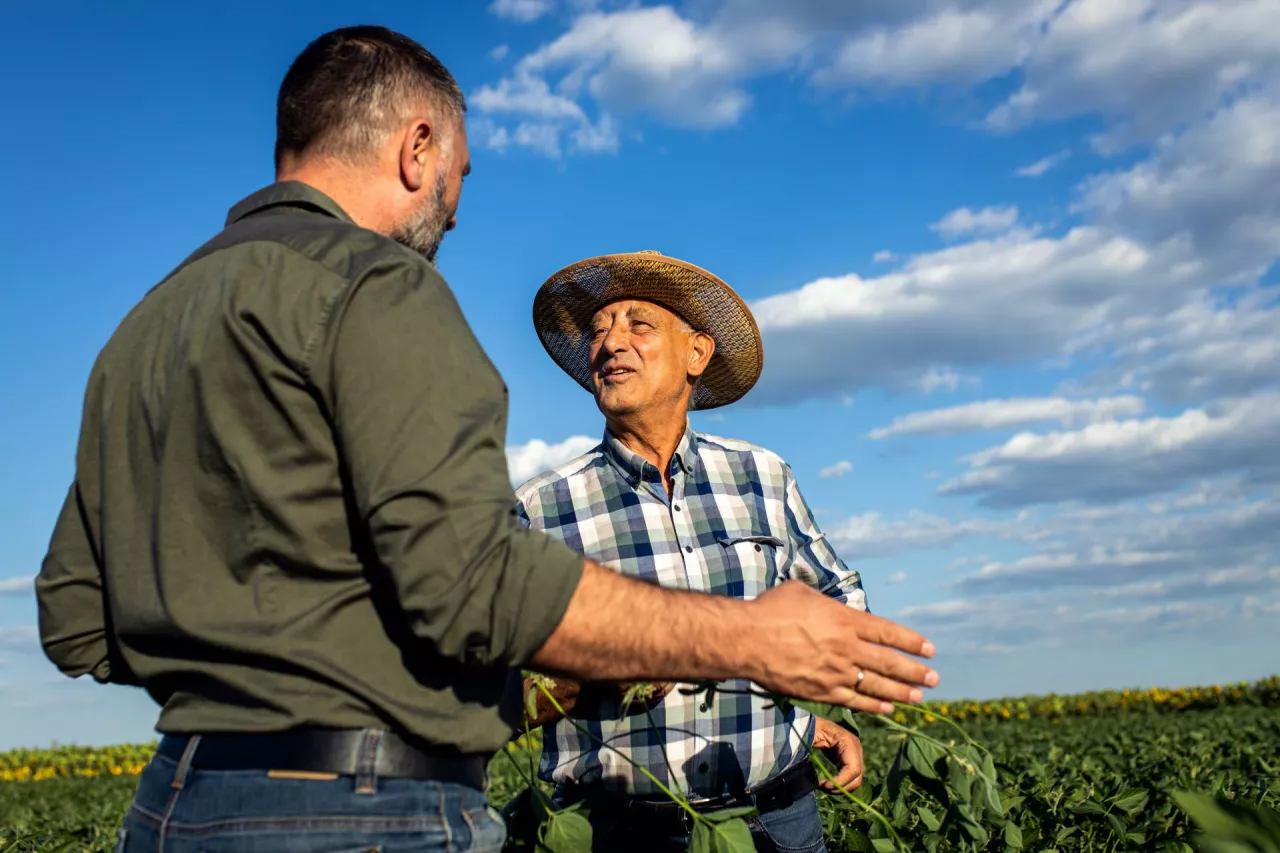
[274,25,467,171]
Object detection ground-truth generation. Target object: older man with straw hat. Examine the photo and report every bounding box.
[514,251,871,853]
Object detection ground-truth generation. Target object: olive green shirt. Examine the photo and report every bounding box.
[34,181,584,755]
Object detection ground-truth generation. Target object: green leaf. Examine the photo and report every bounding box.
[1002,820,1024,850]
[947,753,974,803]
[692,817,755,853]
[958,811,990,847]
[540,809,593,853]
[917,805,942,832]
[793,700,857,729]
[711,817,755,853]
[1105,811,1129,841]
[1071,799,1107,817]
[844,827,875,853]
[906,737,945,782]
[1110,788,1151,816]
[1172,790,1280,851]
[981,751,1005,815]
[702,806,760,824]
[526,684,539,722]
[691,821,713,853]
[870,838,898,853]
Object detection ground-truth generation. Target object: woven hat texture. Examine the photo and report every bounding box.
[531,251,763,410]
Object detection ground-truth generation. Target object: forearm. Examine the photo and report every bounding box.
[527,560,757,683]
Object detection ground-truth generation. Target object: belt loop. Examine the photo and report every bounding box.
[169,735,201,791]
[355,728,382,795]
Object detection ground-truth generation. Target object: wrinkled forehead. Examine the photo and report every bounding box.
[589,297,687,327]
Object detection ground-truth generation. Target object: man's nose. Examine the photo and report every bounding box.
[601,326,629,353]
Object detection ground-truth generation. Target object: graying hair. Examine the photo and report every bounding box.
[275,26,467,171]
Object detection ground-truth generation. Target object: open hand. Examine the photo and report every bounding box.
[747,581,939,715]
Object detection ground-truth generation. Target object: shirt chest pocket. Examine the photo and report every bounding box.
[717,532,786,598]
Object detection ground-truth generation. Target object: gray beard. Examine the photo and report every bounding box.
[390,171,450,266]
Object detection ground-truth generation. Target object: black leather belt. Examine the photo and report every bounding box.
[155,729,487,789]
[565,759,819,833]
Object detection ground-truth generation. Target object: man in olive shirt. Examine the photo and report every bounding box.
[34,25,939,853]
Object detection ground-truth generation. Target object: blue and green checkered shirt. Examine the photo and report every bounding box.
[514,424,867,800]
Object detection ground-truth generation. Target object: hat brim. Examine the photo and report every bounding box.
[531,252,763,411]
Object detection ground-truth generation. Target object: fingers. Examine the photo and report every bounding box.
[827,685,894,715]
[852,670,926,705]
[849,610,935,658]
[817,728,864,793]
[853,642,940,690]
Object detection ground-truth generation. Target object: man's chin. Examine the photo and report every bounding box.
[594,394,638,418]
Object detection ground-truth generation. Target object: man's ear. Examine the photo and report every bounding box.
[688,331,716,378]
[399,116,435,192]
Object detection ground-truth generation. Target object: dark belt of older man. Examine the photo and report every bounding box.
[563,759,819,834]
[155,728,488,789]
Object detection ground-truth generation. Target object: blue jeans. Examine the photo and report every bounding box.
[552,787,827,853]
[116,736,506,852]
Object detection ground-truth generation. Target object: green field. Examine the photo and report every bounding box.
[3,680,1279,852]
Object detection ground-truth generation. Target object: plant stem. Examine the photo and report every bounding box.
[535,681,709,828]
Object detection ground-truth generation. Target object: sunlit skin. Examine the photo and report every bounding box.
[588,298,714,486]
[276,108,471,253]
[577,297,866,791]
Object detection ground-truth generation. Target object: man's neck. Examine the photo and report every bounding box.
[608,407,690,494]
[275,165,395,235]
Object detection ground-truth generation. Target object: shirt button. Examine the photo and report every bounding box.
[685,545,693,553]
[698,762,709,773]
[699,703,708,712]
[754,544,762,551]
[674,504,681,512]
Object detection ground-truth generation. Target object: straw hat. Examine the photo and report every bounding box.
[531,250,763,410]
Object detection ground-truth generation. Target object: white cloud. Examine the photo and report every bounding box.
[939,391,1280,508]
[929,205,1019,239]
[507,435,599,485]
[886,571,908,584]
[747,222,1212,405]
[474,0,1280,158]
[1016,150,1070,177]
[473,69,588,122]
[813,1,1054,89]
[986,0,1280,151]
[0,576,33,597]
[490,44,511,62]
[872,249,898,263]
[746,90,1279,407]
[489,0,557,23]
[1076,92,1280,264]
[828,510,1021,559]
[819,460,853,479]
[869,395,1146,439]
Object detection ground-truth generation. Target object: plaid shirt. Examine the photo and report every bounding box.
[514,425,867,800]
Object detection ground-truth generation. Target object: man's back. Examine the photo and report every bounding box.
[37,182,582,754]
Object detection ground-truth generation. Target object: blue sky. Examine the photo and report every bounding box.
[2,0,1278,750]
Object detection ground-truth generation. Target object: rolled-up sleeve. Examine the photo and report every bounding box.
[316,257,584,668]
[35,482,135,684]
[781,463,869,612]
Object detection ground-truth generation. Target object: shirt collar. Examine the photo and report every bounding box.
[602,422,700,488]
[224,181,355,227]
